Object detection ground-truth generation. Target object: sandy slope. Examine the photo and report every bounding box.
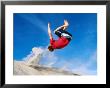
[14,61,79,75]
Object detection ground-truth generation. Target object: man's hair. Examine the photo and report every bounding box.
[48,45,54,52]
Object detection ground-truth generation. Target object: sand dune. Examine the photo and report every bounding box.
[14,61,79,75]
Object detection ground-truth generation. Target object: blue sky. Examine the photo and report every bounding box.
[14,13,97,75]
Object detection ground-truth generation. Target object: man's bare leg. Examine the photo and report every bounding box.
[54,20,69,33]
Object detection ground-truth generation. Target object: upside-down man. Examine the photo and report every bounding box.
[48,20,72,52]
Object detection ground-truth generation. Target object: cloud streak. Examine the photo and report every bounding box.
[18,14,48,34]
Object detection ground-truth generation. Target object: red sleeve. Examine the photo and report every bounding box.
[50,38,55,45]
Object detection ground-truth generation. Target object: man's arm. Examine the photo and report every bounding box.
[48,23,53,40]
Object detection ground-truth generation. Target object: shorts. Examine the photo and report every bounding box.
[54,28,72,41]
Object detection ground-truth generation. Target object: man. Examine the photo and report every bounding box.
[48,20,72,52]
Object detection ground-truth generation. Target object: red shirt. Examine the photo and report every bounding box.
[50,37,69,49]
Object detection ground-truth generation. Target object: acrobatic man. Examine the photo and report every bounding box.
[48,20,72,52]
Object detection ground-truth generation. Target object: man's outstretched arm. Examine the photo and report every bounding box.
[48,23,53,40]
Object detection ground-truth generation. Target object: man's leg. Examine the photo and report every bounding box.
[54,20,69,32]
[54,25,64,33]
[61,31,72,41]
[54,27,72,41]
[54,27,72,40]
[54,20,69,37]
[54,28,62,37]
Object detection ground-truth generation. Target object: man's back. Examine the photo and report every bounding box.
[50,37,69,49]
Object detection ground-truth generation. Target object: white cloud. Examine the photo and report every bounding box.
[22,47,58,67]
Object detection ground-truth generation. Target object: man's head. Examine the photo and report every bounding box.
[48,45,54,52]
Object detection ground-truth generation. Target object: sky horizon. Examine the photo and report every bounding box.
[14,13,97,75]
